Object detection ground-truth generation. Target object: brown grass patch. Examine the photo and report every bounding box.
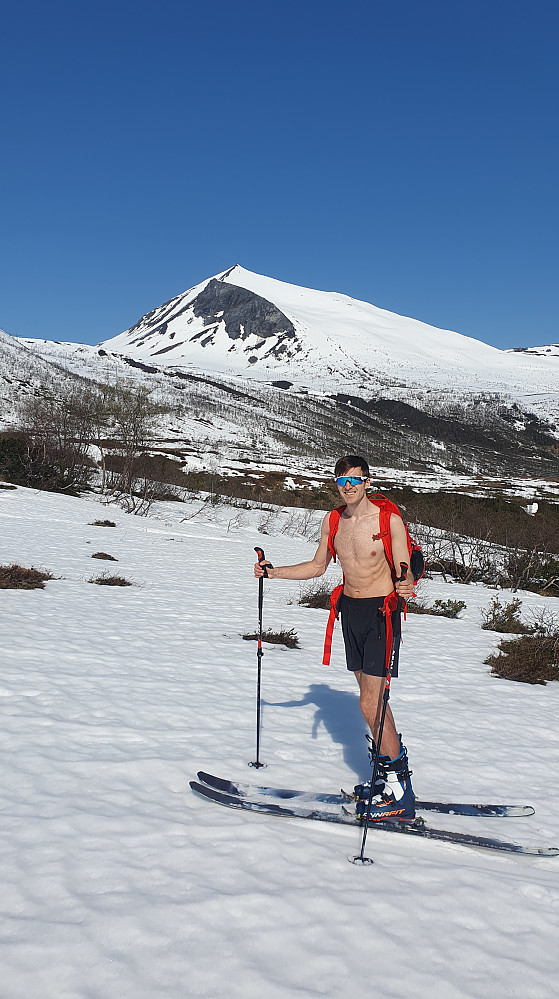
[89,573,132,586]
[243,627,300,648]
[0,564,55,589]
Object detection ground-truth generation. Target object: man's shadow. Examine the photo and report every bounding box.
[265,683,369,780]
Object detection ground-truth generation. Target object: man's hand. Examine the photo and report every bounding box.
[395,575,414,599]
[254,560,273,579]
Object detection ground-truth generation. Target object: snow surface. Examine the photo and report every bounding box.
[1,485,559,999]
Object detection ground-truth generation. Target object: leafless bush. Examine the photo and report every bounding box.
[297,580,333,609]
[413,522,559,596]
[281,508,322,541]
[242,627,300,648]
[258,507,281,535]
[0,565,55,589]
[407,598,466,618]
[528,606,559,636]
[505,550,559,595]
[89,573,133,586]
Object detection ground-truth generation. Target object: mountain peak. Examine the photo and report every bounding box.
[97,267,559,415]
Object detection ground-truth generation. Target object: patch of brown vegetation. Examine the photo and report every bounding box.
[485,634,559,685]
[0,564,54,589]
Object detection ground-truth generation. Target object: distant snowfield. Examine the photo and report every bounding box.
[1,485,559,999]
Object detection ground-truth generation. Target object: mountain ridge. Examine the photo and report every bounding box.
[3,270,559,491]
[98,265,559,419]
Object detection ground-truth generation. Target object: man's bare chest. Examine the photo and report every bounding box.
[335,513,388,566]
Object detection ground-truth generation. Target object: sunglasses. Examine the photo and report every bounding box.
[335,476,367,486]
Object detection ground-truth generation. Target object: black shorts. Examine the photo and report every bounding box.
[340,594,401,677]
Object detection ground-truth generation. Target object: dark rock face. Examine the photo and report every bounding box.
[191,279,296,344]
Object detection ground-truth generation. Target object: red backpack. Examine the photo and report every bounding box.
[322,495,423,667]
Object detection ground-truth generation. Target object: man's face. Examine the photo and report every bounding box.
[336,466,370,503]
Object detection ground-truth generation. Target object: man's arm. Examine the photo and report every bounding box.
[254,512,332,580]
[390,513,414,598]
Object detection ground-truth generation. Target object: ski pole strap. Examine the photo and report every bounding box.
[322,584,344,665]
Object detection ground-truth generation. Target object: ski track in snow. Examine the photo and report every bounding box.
[1,486,559,998]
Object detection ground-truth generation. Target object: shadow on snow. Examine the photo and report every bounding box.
[264,682,369,780]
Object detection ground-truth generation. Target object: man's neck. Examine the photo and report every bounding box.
[343,494,373,519]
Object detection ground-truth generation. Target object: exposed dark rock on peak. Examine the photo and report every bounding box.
[191,279,296,344]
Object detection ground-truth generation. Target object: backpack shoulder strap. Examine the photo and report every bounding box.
[327,505,346,560]
[368,494,404,572]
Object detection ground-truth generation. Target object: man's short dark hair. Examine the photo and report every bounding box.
[334,455,370,478]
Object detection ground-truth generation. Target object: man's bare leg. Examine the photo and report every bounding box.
[355,671,401,759]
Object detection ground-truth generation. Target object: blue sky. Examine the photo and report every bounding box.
[1,0,557,349]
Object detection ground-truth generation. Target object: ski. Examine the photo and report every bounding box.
[196,771,535,818]
[190,781,558,857]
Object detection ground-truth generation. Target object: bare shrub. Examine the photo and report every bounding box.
[242,627,300,648]
[506,550,559,596]
[528,606,559,637]
[89,520,116,527]
[0,565,55,589]
[393,488,559,556]
[89,573,132,586]
[407,598,466,618]
[413,522,559,597]
[15,388,101,493]
[485,634,559,685]
[258,507,280,535]
[298,580,333,609]
[481,597,533,634]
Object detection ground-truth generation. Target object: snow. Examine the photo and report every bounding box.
[1,485,559,998]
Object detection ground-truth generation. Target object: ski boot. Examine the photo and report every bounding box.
[353,735,388,800]
[356,738,415,822]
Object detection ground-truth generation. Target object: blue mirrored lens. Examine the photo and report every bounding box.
[336,476,364,486]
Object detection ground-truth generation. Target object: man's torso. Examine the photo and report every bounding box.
[334,507,394,598]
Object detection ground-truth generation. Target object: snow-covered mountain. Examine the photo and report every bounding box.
[4,269,559,489]
[508,344,559,358]
[100,265,559,413]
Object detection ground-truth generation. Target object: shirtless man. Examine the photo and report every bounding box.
[254,455,416,820]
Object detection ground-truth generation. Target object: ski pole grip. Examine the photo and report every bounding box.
[254,547,273,579]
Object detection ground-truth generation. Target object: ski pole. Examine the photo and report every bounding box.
[351,562,408,866]
[250,547,273,768]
